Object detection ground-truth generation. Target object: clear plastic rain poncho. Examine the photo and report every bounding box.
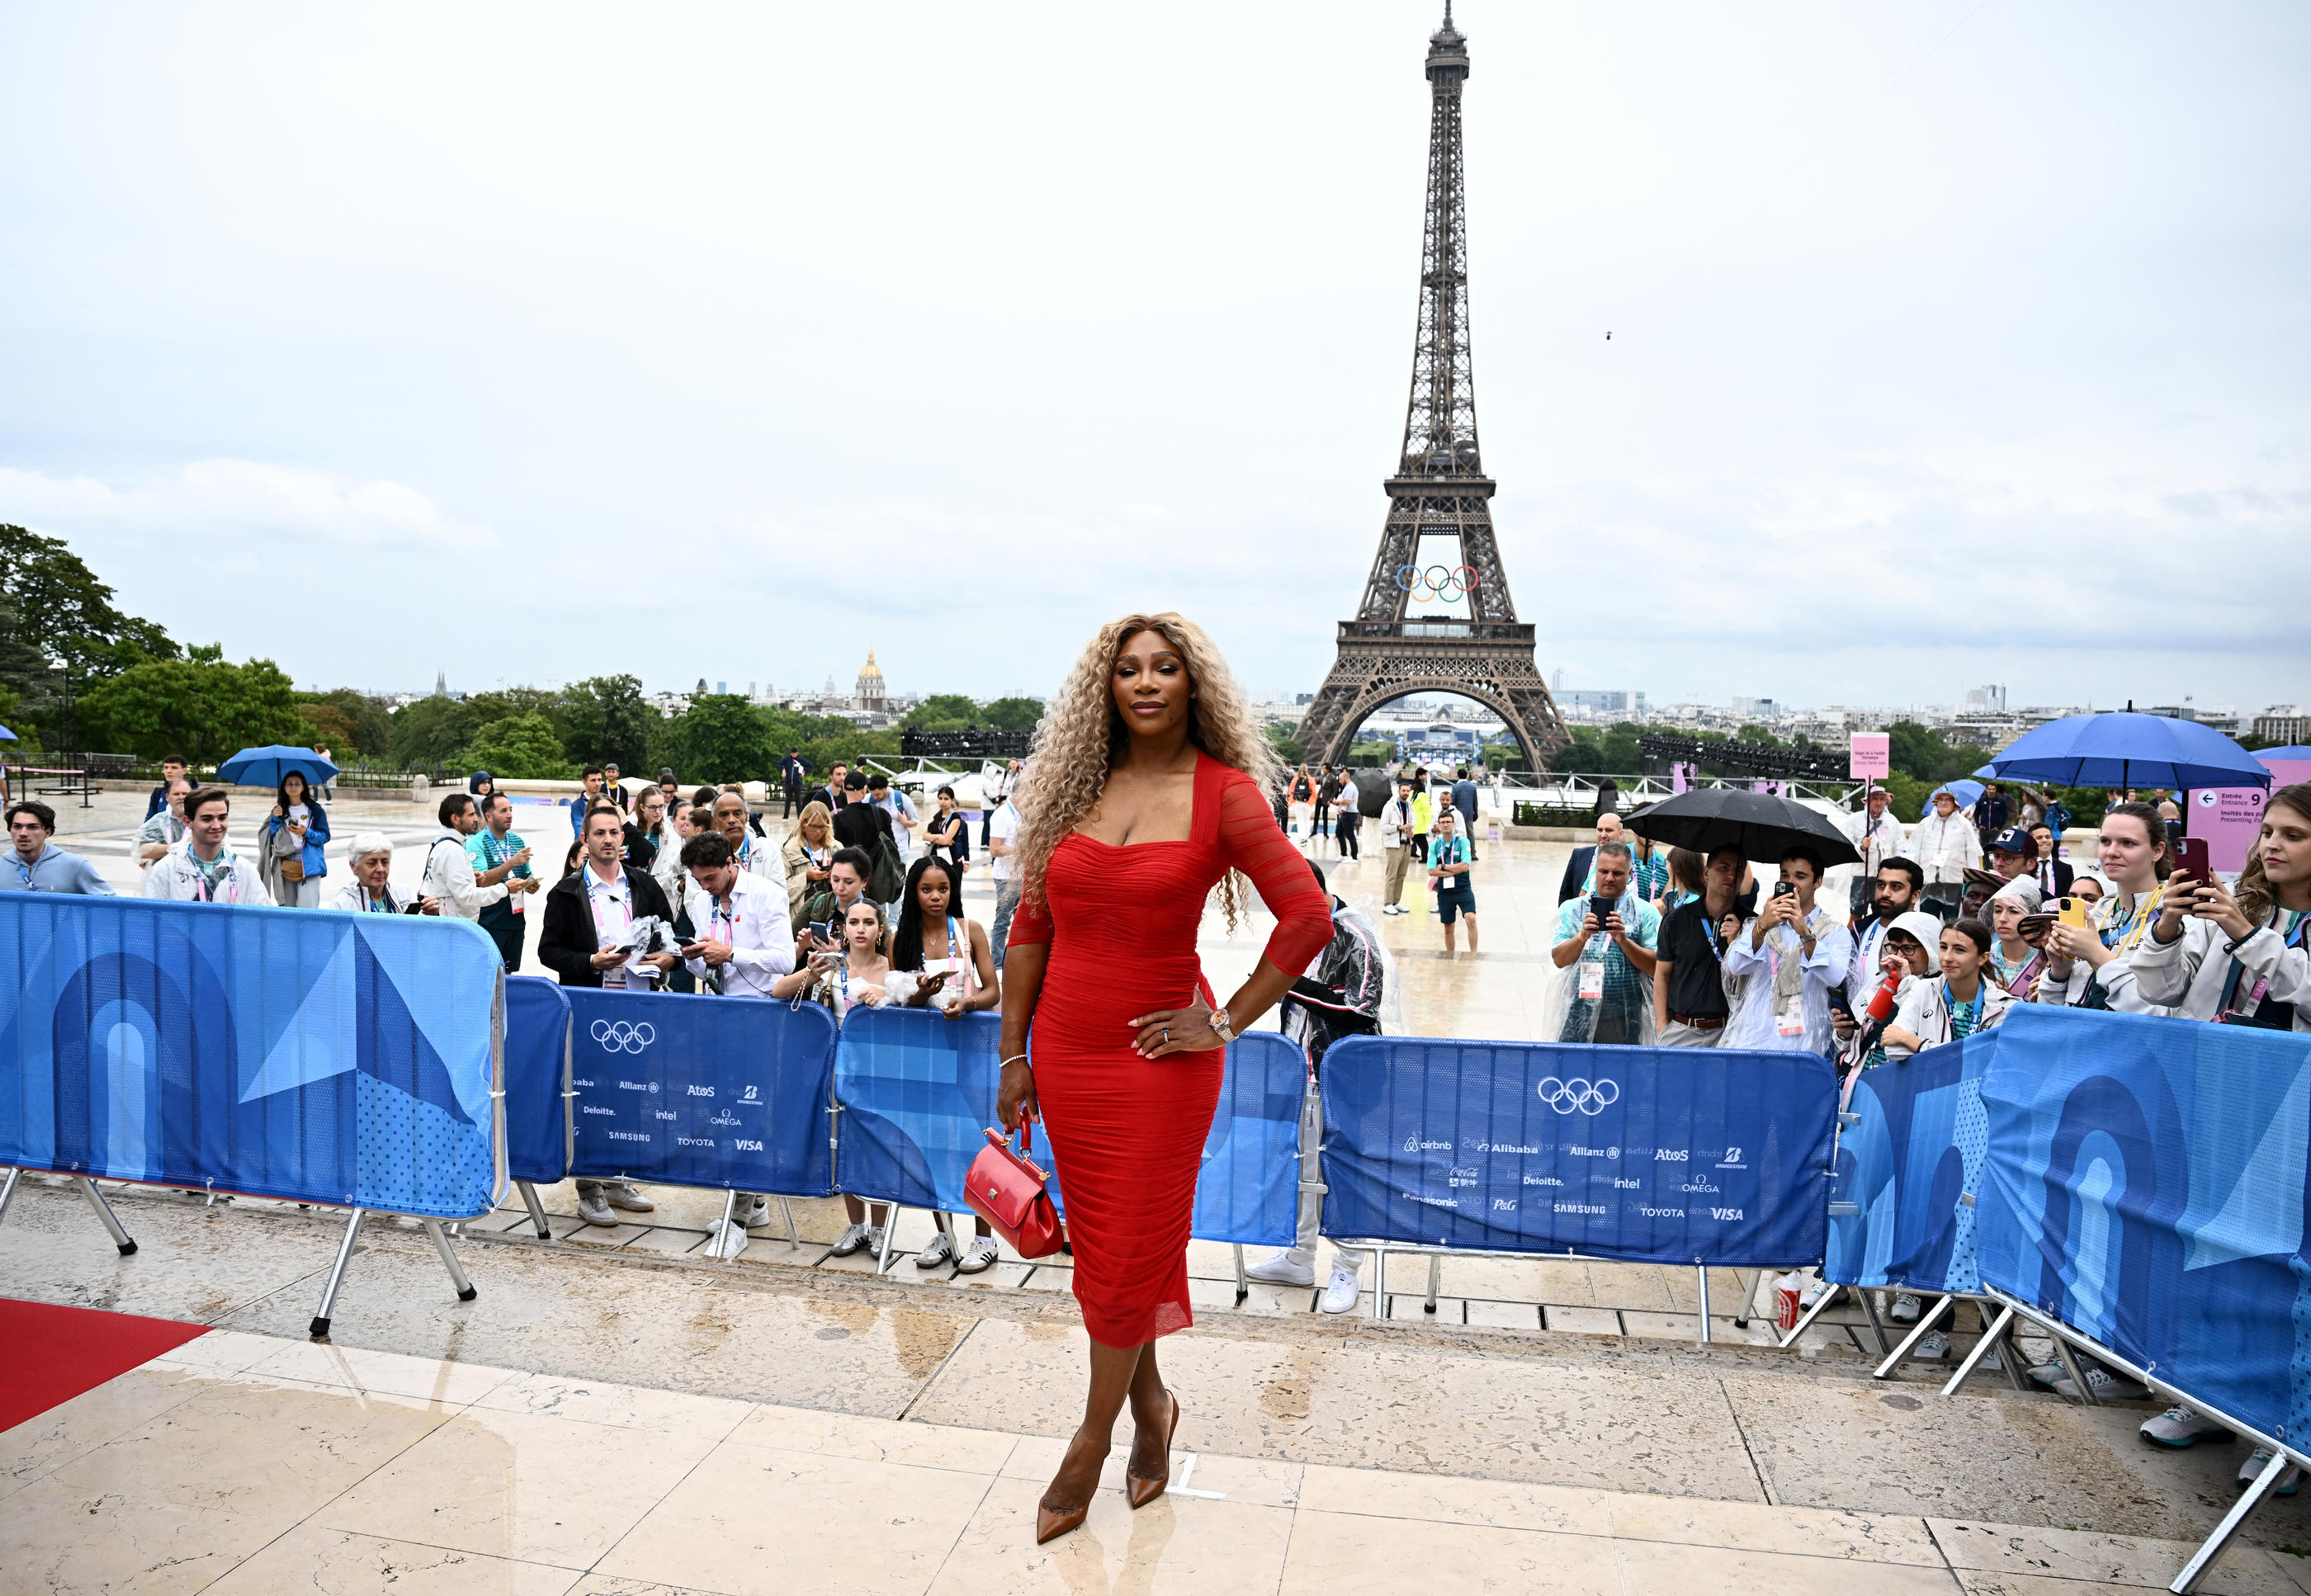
[1536,890,1658,1046]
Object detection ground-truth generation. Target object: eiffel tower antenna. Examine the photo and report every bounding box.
[1295,6,1567,773]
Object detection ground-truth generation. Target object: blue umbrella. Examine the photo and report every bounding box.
[2257,746,2311,765]
[215,744,340,788]
[1921,778,1984,820]
[1983,711,2271,792]
[0,725,17,740]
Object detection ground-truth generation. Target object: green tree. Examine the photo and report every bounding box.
[1266,722,1305,768]
[903,694,983,733]
[389,696,483,770]
[1884,720,1973,785]
[683,695,775,782]
[0,525,178,683]
[977,696,1045,733]
[75,645,305,764]
[294,687,393,760]
[460,712,578,779]
[555,674,652,770]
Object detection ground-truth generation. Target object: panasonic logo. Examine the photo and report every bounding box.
[1401,1192,1459,1210]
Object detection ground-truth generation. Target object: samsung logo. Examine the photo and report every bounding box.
[1554,1202,1607,1215]
[607,1131,650,1143]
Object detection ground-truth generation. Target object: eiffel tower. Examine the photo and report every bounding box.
[1295,5,1567,773]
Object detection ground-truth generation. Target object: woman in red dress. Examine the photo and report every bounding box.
[999,612,1332,1544]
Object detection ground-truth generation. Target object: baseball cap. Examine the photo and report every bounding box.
[1990,826,2032,856]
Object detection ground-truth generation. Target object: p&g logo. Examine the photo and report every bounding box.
[590,1019,656,1054]
[1538,1077,1619,1116]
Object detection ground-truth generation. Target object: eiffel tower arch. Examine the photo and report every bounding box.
[1297,6,1567,774]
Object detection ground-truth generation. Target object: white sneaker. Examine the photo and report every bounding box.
[2052,1362,2149,1402]
[1244,1251,1316,1287]
[739,1195,771,1228]
[1890,1293,1922,1324]
[1798,1284,1825,1309]
[606,1182,655,1213]
[2142,1405,2231,1449]
[2025,1359,2068,1389]
[829,1221,872,1257]
[705,1220,749,1260]
[574,1189,617,1226]
[2239,1447,2303,1495]
[866,1226,887,1259]
[1319,1265,1363,1315]
[915,1231,958,1269]
[1914,1330,1949,1361]
[957,1237,1000,1274]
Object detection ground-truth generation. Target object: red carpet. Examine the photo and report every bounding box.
[0,1298,210,1432]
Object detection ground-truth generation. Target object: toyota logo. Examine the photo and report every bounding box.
[591,1019,657,1053]
[1538,1077,1619,1116]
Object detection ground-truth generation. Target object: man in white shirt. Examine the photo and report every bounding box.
[678,829,797,1254]
[1910,790,1982,922]
[1846,787,1907,917]
[420,794,515,922]
[1723,848,1852,1056]
[144,788,268,904]
[709,791,778,882]
[866,773,918,864]
[989,788,1023,969]
[1378,777,1417,915]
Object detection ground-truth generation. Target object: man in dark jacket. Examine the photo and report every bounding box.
[1971,783,2011,854]
[1557,810,1626,904]
[540,803,680,989]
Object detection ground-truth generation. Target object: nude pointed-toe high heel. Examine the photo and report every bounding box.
[1036,1499,1089,1545]
[1127,1390,1182,1509]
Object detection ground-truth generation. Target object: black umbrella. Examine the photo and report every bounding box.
[1622,789,1860,866]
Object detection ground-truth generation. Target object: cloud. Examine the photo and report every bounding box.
[0,460,495,552]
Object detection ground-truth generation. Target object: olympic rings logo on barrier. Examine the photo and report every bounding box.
[590,1019,657,1054]
[1392,563,1482,603]
[1537,1077,1620,1116]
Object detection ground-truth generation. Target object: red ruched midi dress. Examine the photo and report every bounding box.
[1006,753,1334,1347]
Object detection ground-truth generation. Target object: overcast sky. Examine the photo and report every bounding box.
[3,2,2305,714]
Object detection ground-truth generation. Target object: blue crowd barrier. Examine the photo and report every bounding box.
[832,1009,1303,1247]
[1825,1031,1998,1294]
[0,895,503,1219]
[1319,1036,1836,1267]
[503,977,571,1185]
[565,988,834,1197]
[1977,1004,2311,1446]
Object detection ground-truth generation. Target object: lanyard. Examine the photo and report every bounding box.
[483,828,525,872]
[190,848,237,903]
[2219,909,2309,1017]
[712,890,739,944]
[13,852,35,888]
[363,888,395,913]
[1942,981,1980,1041]
[2100,885,2165,952]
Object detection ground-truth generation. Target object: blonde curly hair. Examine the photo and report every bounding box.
[1013,611,1282,929]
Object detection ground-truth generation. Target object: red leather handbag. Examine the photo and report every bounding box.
[965,1125,1062,1258]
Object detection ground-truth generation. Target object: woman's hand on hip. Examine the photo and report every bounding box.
[997,1060,1039,1131]
[1130,994,1227,1059]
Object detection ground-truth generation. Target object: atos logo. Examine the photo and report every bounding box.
[1538,1078,1619,1116]
[590,1019,655,1053]
[688,1085,716,1098]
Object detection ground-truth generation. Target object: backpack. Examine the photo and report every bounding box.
[868,830,906,903]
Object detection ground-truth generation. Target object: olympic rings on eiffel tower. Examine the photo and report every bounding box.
[1392,563,1483,602]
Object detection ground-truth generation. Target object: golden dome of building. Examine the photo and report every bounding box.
[854,649,887,713]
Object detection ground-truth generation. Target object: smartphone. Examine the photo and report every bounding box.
[1772,881,1796,899]
[810,922,834,943]
[1590,895,1612,926]
[2175,838,2211,883]
[2057,897,2089,930]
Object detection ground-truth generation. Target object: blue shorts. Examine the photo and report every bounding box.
[1436,883,1477,923]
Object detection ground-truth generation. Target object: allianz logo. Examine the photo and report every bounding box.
[1402,1136,1452,1152]
[1568,1145,1619,1159]
[580,1105,614,1117]
[607,1131,650,1142]
[1637,1205,1686,1219]
[617,1080,655,1093]
[734,1139,764,1152]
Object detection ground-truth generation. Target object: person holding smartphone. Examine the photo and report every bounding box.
[1547,841,1659,1043]
[1723,848,1850,1055]
[888,855,1004,1273]
[2035,800,2173,1013]
[772,897,900,1258]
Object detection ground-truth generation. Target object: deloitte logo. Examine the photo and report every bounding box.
[1537,1077,1619,1116]
[590,1019,656,1054]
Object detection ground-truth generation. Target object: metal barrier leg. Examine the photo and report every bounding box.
[1777,1282,1845,1350]
[1731,1268,1754,1329]
[2048,1331,2101,1406]
[310,1208,367,1339]
[0,1166,21,1227]
[1425,1255,1441,1315]
[1860,1289,1893,1356]
[75,1177,136,1255]
[2172,1444,2291,1594]
[1940,1304,2014,1397]
[1871,1294,1954,1380]
[715,1189,739,1263]
[876,1206,902,1275]
[516,1179,552,1239]
[1233,1244,1248,1306]
[1372,1248,1387,1320]
[420,1220,479,1302]
[1695,1266,1713,1346]
[779,1197,798,1249]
